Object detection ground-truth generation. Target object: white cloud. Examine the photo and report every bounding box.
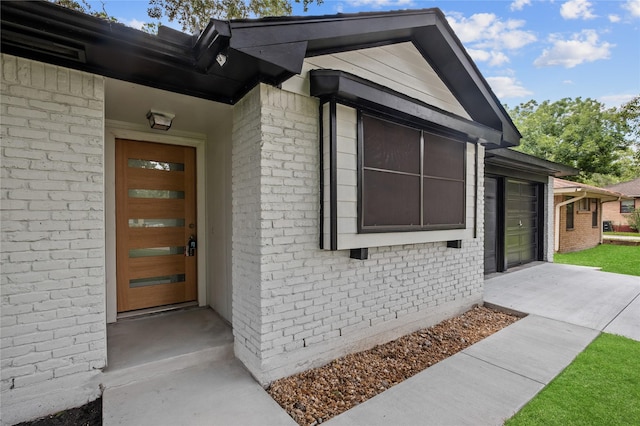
[560,0,596,20]
[622,0,640,17]
[486,76,533,99]
[608,14,621,22]
[563,80,574,84]
[534,30,613,68]
[446,13,537,51]
[468,49,510,67]
[124,18,146,30]
[510,0,531,11]
[600,93,637,108]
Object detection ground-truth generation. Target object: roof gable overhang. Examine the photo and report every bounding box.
[554,187,631,202]
[1,2,519,147]
[554,178,632,202]
[486,148,578,178]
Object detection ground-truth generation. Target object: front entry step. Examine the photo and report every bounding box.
[103,307,233,389]
[103,358,297,426]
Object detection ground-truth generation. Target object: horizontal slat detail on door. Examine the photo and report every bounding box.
[124,140,187,164]
[127,283,193,311]
[128,228,185,248]
[128,199,184,219]
[127,168,185,191]
[128,255,185,279]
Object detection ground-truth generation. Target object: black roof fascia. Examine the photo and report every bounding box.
[485,148,578,177]
[310,69,503,145]
[224,10,436,55]
[225,9,521,149]
[0,1,292,104]
[412,18,521,148]
[1,1,524,141]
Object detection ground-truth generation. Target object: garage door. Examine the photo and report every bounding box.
[505,179,538,268]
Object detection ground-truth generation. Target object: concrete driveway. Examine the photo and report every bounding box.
[485,262,640,341]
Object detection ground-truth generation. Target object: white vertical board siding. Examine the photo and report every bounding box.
[282,42,471,120]
[335,105,358,236]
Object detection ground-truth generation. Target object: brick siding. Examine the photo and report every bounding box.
[232,84,484,384]
[554,195,601,253]
[602,198,640,232]
[1,55,105,424]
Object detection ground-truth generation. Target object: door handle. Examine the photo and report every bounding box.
[186,235,197,256]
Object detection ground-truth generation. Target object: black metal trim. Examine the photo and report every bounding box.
[329,100,338,251]
[446,240,462,249]
[319,101,326,250]
[357,110,365,234]
[537,183,546,261]
[310,69,503,146]
[497,177,507,273]
[350,248,369,260]
[474,142,479,239]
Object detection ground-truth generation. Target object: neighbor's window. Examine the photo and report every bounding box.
[592,199,598,228]
[621,200,634,213]
[360,114,466,232]
[578,198,590,212]
[566,197,574,230]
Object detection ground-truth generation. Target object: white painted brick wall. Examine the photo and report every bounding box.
[545,176,555,262]
[232,84,484,385]
[1,54,105,425]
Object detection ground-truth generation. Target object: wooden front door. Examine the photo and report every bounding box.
[116,139,197,312]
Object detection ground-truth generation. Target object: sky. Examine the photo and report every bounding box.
[89,0,639,109]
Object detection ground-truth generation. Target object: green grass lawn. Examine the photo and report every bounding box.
[554,244,640,276]
[506,333,640,426]
[603,231,640,237]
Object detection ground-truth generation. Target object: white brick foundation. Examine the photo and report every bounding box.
[1,55,105,425]
[232,84,484,385]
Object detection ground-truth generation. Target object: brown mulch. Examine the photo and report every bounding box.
[267,306,520,426]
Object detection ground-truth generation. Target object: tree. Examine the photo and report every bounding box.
[53,0,117,22]
[148,0,320,33]
[618,96,640,179]
[507,97,633,182]
[53,0,322,34]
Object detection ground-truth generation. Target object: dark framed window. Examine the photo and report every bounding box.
[566,197,574,230]
[621,200,634,213]
[592,199,598,228]
[359,113,466,232]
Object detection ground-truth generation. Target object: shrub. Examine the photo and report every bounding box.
[624,208,640,232]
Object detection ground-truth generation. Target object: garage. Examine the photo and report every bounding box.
[484,149,576,274]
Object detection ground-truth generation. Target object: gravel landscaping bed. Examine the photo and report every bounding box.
[268,305,520,426]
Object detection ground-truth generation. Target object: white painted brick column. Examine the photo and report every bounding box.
[1,54,106,425]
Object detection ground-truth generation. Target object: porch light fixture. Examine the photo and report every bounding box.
[216,52,227,67]
[146,110,175,131]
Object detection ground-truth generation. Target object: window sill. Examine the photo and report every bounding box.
[331,228,471,250]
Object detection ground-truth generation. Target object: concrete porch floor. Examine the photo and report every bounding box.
[103,307,234,389]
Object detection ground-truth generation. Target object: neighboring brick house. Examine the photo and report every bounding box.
[1,2,563,424]
[603,177,640,232]
[553,178,630,253]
